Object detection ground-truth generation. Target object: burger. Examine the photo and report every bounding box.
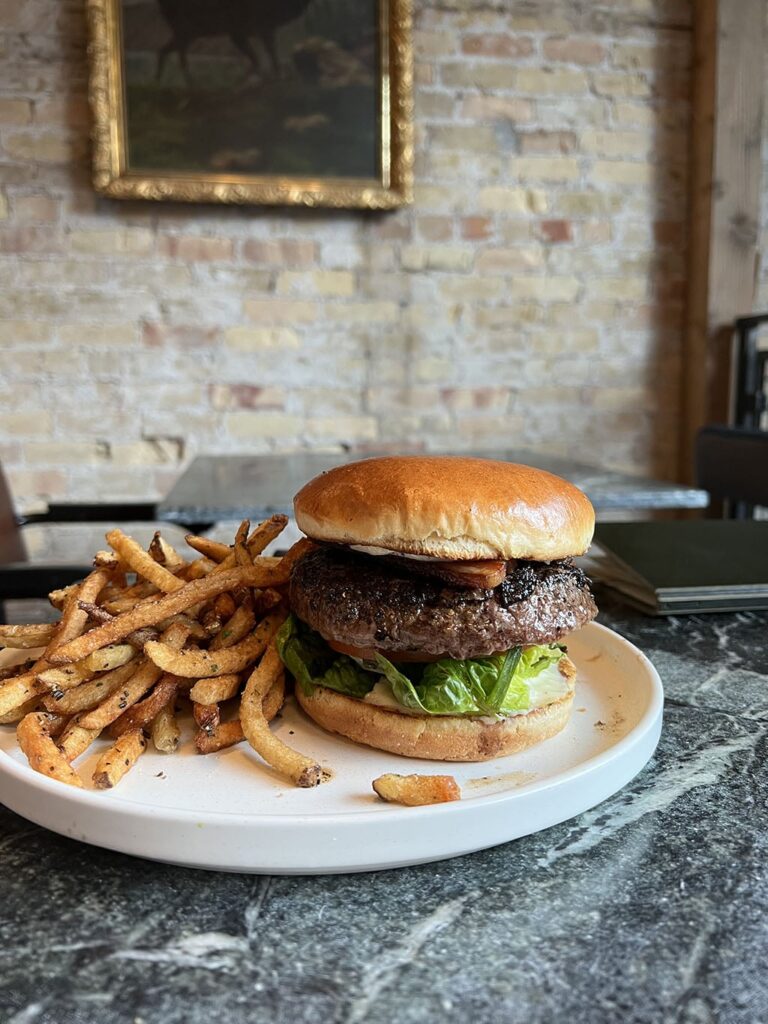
[275,455,597,761]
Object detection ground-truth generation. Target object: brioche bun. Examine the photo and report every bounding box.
[295,655,577,762]
[294,456,595,562]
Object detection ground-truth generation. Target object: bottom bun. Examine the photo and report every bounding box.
[295,655,577,762]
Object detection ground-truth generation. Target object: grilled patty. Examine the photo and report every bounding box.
[290,546,597,660]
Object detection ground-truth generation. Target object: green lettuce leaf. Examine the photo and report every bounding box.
[274,615,374,699]
[275,614,566,717]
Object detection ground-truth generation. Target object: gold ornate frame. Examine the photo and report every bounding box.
[86,0,413,209]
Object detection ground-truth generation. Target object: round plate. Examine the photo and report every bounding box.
[0,622,662,874]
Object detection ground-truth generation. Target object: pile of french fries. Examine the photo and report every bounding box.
[0,516,326,790]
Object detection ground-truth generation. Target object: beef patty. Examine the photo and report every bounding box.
[290,546,597,660]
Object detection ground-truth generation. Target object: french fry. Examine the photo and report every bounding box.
[0,672,46,718]
[0,695,41,725]
[234,519,252,567]
[77,623,189,731]
[193,701,220,737]
[93,550,121,571]
[48,583,79,611]
[184,535,231,562]
[93,729,146,789]
[41,660,138,715]
[240,644,322,787]
[189,672,241,705]
[17,712,83,788]
[213,592,237,620]
[195,673,284,754]
[106,529,185,594]
[37,644,137,691]
[148,531,185,570]
[76,658,157,731]
[45,568,112,654]
[151,703,180,753]
[195,719,243,754]
[209,602,256,652]
[48,566,269,665]
[0,659,35,683]
[144,611,285,679]
[58,718,102,762]
[109,674,180,739]
[0,624,55,649]
[276,537,316,577]
[245,514,289,557]
[372,774,462,806]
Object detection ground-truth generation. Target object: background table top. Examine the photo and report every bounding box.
[1,594,765,1024]
[157,451,709,524]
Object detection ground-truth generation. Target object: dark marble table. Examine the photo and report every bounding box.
[157,451,709,525]
[1,595,765,1024]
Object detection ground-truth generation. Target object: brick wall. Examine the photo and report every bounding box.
[0,0,691,511]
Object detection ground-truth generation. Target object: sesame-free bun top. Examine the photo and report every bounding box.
[293,455,595,562]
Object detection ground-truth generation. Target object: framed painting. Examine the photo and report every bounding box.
[86,0,413,208]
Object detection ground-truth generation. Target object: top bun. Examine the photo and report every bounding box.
[294,455,595,561]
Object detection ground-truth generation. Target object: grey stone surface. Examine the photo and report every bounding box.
[1,599,767,1024]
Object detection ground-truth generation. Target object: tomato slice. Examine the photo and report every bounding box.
[325,638,445,664]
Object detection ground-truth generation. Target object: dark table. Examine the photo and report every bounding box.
[1,594,765,1024]
[157,451,709,525]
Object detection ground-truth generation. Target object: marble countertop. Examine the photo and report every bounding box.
[157,451,709,523]
[1,594,765,1024]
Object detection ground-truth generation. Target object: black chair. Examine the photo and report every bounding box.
[695,425,768,518]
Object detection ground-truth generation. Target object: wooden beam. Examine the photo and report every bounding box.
[680,0,765,481]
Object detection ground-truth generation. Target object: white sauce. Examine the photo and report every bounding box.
[349,544,446,562]
[362,662,570,718]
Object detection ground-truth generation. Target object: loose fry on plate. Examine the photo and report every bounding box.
[189,672,241,705]
[240,643,322,787]
[17,712,83,788]
[58,718,102,762]
[48,566,266,665]
[41,660,138,715]
[106,529,185,594]
[372,774,462,807]
[93,729,146,789]
[151,703,180,753]
[144,610,285,679]
[110,674,180,738]
[37,644,137,690]
[0,624,55,649]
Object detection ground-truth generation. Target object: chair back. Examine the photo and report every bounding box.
[695,425,768,514]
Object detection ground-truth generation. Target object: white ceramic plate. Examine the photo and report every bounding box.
[0,622,662,874]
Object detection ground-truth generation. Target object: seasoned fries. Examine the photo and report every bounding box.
[151,703,180,753]
[48,565,276,665]
[1,517,330,793]
[372,774,462,806]
[144,611,285,678]
[106,529,186,594]
[0,624,55,649]
[240,643,323,787]
[17,712,83,788]
[93,729,147,789]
